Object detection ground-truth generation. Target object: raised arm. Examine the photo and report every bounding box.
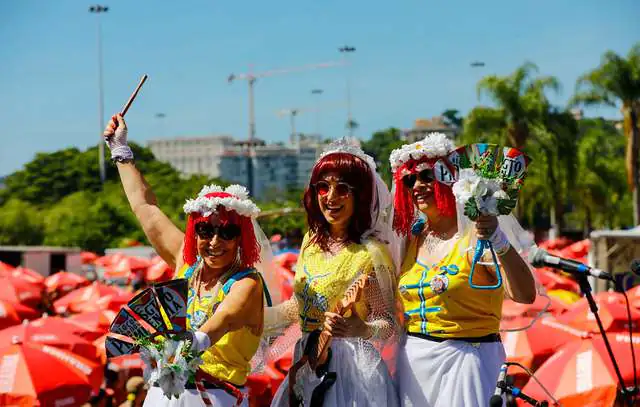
[104,114,185,268]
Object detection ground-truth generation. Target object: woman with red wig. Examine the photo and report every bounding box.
[103,114,273,406]
[390,132,537,407]
[265,138,400,406]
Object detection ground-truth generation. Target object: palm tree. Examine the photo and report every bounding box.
[465,62,560,150]
[570,43,640,225]
[463,62,566,235]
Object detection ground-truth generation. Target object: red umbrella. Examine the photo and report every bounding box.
[501,317,590,378]
[0,341,103,406]
[108,354,144,374]
[0,301,39,330]
[521,334,640,407]
[53,281,124,314]
[80,251,98,264]
[145,259,173,282]
[11,267,45,284]
[627,285,640,309]
[44,271,89,297]
[27,316,104,342]
[0,321,98,361]
[533,268,580,293]
[274,252,298,270]
[502,294,569,319]
[0,261,15,273]
[69,309,117,333]
[558,291,640,333]
[0,277,43,308]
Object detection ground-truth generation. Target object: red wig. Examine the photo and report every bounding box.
[303,153,374,252]
[183,191,261,269]
[392,158,456,237]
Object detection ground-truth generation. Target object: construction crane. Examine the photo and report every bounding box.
[227,61,344,142]
[277,102,346,140]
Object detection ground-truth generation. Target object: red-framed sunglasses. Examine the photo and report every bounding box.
[313,180,354,197]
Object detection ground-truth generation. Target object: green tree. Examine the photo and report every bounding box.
[570,43,640,224]
[361,128,405,186]
[441,109,464,129]
[465,62,560,150]
[0,199,44,245]
[572,119,631,231]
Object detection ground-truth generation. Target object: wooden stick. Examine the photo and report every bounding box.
[120,74,148,116]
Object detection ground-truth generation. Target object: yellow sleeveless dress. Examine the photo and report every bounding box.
[176,264,267,386]
[398,233,504,338]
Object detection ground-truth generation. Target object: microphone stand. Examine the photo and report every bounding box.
[498,382,548,407]
[574,273,635,407]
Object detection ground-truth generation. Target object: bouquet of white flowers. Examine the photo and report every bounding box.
[450,144,530,288]
[137,335,204,399]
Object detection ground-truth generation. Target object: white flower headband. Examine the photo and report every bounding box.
[389,132,455,172]
[183,184,261,218]
[319,137,377,172]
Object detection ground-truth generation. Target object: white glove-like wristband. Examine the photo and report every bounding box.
[192,331,211,353]
[105,125,134,161]
[489,227,510,256]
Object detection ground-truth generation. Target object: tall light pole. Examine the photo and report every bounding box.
[89,4,108,183]
[311,88,323,137]
[339,45,356,137]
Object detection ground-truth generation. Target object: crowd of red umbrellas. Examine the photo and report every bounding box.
[499,238,640,406]
[0,253,164,406]
[1,239,639,406]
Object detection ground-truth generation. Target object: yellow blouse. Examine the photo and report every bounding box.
[398,233,504,338]
[176,264,267,386]
[293,233,391,332]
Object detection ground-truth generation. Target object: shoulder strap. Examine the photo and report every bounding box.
[183,263,198,279]
[221,268,273,307]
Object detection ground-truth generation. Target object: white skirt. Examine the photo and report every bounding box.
[271,336,399,407]
[143,386,248,407]
[397,335,505,407]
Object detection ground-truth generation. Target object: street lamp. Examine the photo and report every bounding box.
[89,4,108,183]
[339,45,356,137]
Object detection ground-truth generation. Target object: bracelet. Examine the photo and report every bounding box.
[111,145,134,162]
[489,228,511,256]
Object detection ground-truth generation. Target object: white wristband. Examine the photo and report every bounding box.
[193,331,211,353]
[111,145,134,161]
[489,228,510,255]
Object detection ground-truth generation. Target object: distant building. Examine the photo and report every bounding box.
[290,133,328,188]
[220,140,298,200]
[148,133,329,200]
[0,246,82,277]
[403,117,457,142]
[147,135,234,178]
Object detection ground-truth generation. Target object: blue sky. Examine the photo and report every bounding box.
[1,0,638,176]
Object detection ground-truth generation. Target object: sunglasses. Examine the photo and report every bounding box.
[314,180,353,197]
[195,222,241,241]
[402,169,435,188]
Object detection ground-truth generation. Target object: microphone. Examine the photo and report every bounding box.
[489,364,508,407]
[528,247,613,281]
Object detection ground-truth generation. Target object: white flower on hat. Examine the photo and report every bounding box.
[183,184,260,218]
[389,132,456,172]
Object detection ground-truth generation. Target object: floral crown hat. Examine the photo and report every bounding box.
[389,132,459,236]
[182,184,261,268]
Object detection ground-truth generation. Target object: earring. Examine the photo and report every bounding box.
[411,218,426,236]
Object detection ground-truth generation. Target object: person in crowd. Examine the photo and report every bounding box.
[389,133,537,407]
[104,114,274,406]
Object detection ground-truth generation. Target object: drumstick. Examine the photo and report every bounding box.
[120,74,148,116]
